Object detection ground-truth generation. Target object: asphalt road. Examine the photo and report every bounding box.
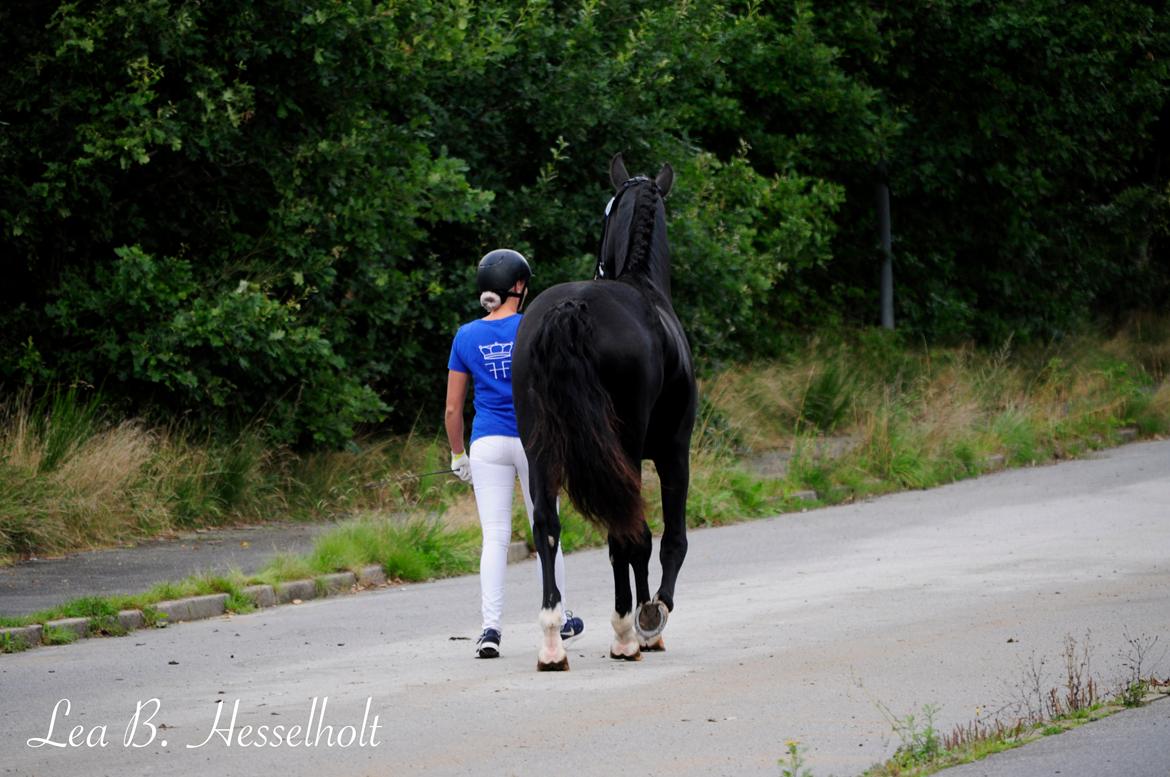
[0,523,337,616]
[1,440,1168,777]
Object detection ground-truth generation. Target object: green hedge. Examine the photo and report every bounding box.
[2,0,1167,445]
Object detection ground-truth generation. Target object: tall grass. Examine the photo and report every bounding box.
[704,321,1170,507]
[0,390,464,562]
[3,318,1168,564]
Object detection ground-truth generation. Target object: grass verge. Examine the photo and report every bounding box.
[555,320,1170,550]
[0,391,464,563]
[774,631,1169,776]
[0,517,477,642]
[858,631,1169,776]
[4,321,1168,563]
[3,319,1169,646]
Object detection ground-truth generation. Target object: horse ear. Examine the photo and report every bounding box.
[610,153,630,191]
[655,163,674,198]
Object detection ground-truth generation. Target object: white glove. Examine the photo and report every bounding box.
[451,451,472,483]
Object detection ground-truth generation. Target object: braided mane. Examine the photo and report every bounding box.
[621,181,660,277]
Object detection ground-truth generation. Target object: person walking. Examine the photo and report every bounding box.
[445,249,585,658]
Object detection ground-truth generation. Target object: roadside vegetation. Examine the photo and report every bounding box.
[4,317,1168,566]
[560,316,1170,550]
[2,317,1168,637]
[4,2,1169,447]
[0,519,481,634]
[774,631,1169,777]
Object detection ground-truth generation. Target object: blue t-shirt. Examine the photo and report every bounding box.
[447,314,522,442]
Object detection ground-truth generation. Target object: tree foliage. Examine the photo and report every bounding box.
[2,0,1168,445]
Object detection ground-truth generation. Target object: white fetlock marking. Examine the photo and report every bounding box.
[610,610,639,657]
[538,605,566,665]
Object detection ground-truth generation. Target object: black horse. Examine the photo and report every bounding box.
[512,154,696,671]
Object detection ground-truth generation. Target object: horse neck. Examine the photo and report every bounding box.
[626,251,672,304]
[622,189,673,302]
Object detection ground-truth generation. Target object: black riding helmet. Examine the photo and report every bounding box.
[477,249,532,304]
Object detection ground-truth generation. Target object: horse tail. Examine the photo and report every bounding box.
[525,299,644,540]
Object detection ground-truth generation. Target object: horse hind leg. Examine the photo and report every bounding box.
[636,602,668,652]
[610,610,641,661]
[630,446,690,652]
[608,532,643,661]
[652,446,689,613]
[635,596,669,652]
[530,464,569,672]
[537,603,569,671]
[627,522,666,651]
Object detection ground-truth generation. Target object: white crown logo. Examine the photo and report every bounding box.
[478,341,513,361]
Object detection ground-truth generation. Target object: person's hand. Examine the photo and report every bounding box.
[450,451,472,483]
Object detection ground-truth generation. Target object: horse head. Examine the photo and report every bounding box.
[596,153,675,299]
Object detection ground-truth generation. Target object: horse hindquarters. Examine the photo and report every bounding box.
[515,296,644,670]
[515,297,645,540]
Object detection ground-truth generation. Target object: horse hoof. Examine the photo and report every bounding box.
[609,648,643,662]
[537,656,570,672]
[634,599,669,642]
[640,636,666,652]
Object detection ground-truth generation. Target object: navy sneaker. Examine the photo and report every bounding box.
[560,611,585,644]
[475,628,501,658]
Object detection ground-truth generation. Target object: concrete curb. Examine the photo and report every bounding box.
[155,593,228,623]
[2,562,402,654]
[243,584,277,608]
[357,565,387,587]
[318,572,357,595]
[118,609,146,631]
[44,616,90,640]
[0,624,43,651]
[275,579,317,604]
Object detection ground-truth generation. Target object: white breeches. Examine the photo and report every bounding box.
[469,435,566,631]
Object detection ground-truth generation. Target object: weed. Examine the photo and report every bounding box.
[1059,631,1097,715]
[29,386,106,474]
[1117,629,1161,706]
[778,740,814,777]
[694,392,743,455]
[40,625,80,646]
[255,553,317,585]
[140,605,164,628]
[796,360,853,433]
[254,516,480,584]
[863,629,1169,776]
[54,596,125,636]
[884,703,943,769]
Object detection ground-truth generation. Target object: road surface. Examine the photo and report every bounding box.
[2,440,1168,777]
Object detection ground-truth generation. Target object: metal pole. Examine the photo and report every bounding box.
[876,162,894,330]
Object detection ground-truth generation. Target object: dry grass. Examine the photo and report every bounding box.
[704,324,1169,498]
[4,319,1169,562]
[0,393,464,561]
[698,367,795,452]
[0,400,160,554]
